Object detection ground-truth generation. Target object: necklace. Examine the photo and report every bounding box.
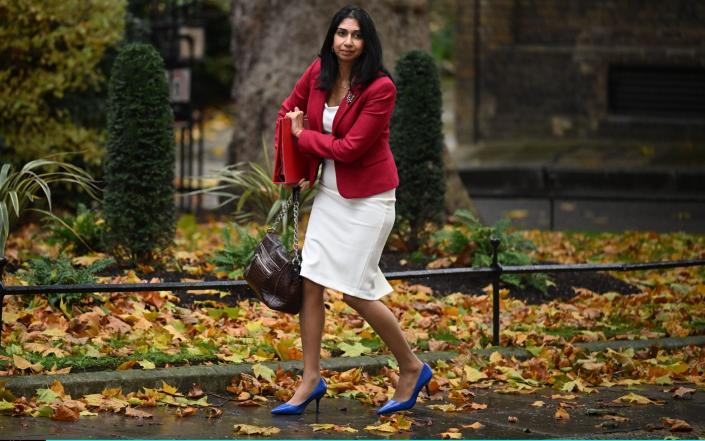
[337,79,351,90]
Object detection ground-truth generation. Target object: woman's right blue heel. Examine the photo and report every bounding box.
[271,378,327,415]
[377,363,433,415]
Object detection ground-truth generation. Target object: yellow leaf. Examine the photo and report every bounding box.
[252,364,275,383]
[441,430,463,439]
[462,422,485,430]
[531,400,545,407]
[125,407,153,418]
[160,382,180,396]
[464,366,488,383]
[309,424,358,433]
[72,254,108,266]
[12,354,43,372]
[233,424,281,436]
[561,378,593,393]
[138,360,156,370]
[427,403,458,412]
[615,393,664,405]
[365,422,398,433]
[489,351,503,364]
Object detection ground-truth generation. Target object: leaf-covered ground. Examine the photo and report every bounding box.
[1,222,704,427]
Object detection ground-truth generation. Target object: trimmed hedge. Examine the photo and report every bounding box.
[390,50,446,247]
[104,43,175,262]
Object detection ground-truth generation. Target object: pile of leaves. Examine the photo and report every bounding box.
[1,273,704,375]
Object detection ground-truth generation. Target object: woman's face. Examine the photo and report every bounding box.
[333,17,364,64]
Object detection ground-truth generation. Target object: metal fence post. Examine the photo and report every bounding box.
[0,256,7,346]
[490,237,502,346]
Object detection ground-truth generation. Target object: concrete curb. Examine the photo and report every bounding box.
[3,335,704,398]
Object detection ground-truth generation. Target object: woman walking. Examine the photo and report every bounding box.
[271,5,432,416]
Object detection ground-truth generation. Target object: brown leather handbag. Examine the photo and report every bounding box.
[244,188,302,314]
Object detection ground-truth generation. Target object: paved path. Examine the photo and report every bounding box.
[1,384,703,439]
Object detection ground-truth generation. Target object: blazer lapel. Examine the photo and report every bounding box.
[332,84,362,134]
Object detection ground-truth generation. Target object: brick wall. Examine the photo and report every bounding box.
[469,0,705,142]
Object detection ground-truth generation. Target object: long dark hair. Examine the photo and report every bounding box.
[317,5,392,91]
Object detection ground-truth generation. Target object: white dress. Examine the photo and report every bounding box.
[299,102,396,300]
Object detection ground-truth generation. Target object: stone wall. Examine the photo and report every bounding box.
[463,0,705,143]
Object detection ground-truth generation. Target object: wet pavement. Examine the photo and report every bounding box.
[1,384,703,439]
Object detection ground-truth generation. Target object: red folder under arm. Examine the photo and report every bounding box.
[272,117,318,185]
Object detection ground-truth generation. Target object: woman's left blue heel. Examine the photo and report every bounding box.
[377,363,432,415]
[271,378,327,415]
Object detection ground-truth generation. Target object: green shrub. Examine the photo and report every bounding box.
[210,225,264,280]
[191,139,315,225]
[0,0,125,165]
[390,50,445,250]
[46,203,106,254]
[0,159,99,257]
[431,210,553,293]
[210,222,297,280]
[103,42,176,263]
[17,255,115,312]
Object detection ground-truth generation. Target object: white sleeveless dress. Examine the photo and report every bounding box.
[299,102,396,300]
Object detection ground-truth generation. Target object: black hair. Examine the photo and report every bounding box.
[317,4,392,91]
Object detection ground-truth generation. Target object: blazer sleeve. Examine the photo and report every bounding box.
[277,58,318,119]
[295,79,396,164]
[273,58,322,184]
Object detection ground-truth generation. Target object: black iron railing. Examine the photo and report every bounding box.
[1,239,705,349]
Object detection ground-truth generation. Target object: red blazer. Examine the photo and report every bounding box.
[276,57,399,198]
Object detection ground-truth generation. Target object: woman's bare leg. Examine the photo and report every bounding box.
[342,294,425,402]
[286,277,326,404]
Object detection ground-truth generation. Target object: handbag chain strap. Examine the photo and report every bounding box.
[269,188,301,266]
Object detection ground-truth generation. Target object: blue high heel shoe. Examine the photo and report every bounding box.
[377,363,432,415]
[271,378,327,415]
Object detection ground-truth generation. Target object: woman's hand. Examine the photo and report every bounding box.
[286,106,305,138]
[284,178,310,190]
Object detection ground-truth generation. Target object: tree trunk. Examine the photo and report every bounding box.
[229,0,476,217]
[229,0,430,165]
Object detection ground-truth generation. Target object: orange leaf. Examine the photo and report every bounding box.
[117,360,137,371]
[52,404,80,421]
[187,384,205,398]
[555,407,570,420]
[662,417,693,432]
[176,407,198,417]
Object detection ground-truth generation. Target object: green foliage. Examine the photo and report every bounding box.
[210,221,298,280]
[103,43,176,263]
[0,159,99,256]
[192,139,314,225]
[46,203,106,254]
[17,255,115,310]
[210,225,265,280]
[431,210,552,292]
[390,50,446,250]
[431,20,454,64]
[0,0,126,165]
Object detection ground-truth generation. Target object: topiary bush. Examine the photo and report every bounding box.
[104,42,175,263]
[390,50,446,251]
